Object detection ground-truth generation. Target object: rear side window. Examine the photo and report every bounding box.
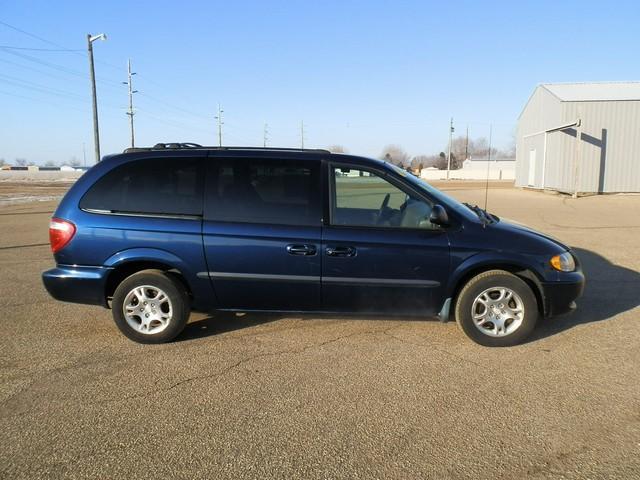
[205,158,321,226]
[80,158,203,216]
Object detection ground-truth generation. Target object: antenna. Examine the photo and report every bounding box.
[483,124,493,211]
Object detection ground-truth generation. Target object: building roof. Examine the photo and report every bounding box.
[541,82,640,102]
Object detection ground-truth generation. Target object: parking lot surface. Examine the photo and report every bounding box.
[1,183,639,479]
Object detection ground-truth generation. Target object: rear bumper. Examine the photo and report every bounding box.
[541,275,585,317]
[42,265,111,307]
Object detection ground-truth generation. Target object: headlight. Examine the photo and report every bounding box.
[550,252,576,272]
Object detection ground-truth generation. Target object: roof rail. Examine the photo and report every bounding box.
[123,143,331,154]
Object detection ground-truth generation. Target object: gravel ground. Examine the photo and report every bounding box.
[0,182,639,479]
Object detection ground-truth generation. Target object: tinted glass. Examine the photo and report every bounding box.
[80,158,203,216]
[205,158,321,226]
[332,166,436,229]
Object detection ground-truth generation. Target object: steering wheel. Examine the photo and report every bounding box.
[377,193,391,224]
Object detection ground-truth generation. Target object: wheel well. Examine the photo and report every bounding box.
[104,261,192,306]
[451,264,545,317]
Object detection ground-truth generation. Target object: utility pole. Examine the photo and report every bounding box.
[483,124,493,210]
[215,104,224,147]
[300,120,305,149]
[123,59,137,148]
[263,122,269,147]
[87,33,106,163]
[82,143,86,167]
[465,124,469,161]
[446,117,454,179]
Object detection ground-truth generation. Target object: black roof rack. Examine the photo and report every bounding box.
[123,143,331,154]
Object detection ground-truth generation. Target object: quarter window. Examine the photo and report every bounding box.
[80,158,203,216]
[331,166,436,229]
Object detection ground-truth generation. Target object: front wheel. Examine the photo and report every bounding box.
[455,270,538,347]
[112,270,190,344]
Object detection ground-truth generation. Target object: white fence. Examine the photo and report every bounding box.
[420,159,515,181]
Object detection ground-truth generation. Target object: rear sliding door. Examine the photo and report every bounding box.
[202,155,322,311]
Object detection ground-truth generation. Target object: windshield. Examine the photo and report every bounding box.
[385,163,478,221]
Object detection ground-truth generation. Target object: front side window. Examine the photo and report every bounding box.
[331,166,436,229]
[80,157,203,216]
[205,158,321,226]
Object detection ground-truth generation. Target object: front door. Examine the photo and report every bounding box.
[202,155,322,311]
[322,164,450,315]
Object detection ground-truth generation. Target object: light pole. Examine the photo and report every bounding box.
[87,33,107,163]
[446,117,454,180]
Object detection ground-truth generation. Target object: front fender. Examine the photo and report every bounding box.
[446,251,546,299]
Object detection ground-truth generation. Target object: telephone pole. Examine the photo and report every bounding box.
[446,117,454,179]
[123,59,137,148]
[215,104,224,146]
[300,120,305,149]
[87,33,107,163]
[263,122,269,147]
[465,124,469,161]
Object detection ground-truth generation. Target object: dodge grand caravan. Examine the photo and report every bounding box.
[43,144,584,347]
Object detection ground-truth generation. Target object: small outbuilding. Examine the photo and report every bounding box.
[516,82,640,194]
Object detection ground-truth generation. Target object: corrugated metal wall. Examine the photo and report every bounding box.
[516,87,561,188]
[517,87,640,193]
[562,101,640,193]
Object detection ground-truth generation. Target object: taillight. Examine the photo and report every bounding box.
[49,218,76,253]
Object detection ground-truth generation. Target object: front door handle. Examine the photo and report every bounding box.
[286,244,317,256]
[326,246,357,257]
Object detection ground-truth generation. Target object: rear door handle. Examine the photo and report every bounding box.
[286,244,317,256]
[326,246,357,257]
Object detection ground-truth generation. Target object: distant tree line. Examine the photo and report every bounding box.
[0,157,83,168]
[378,136,515,172]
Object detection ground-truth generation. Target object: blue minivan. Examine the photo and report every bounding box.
[43,144,584,346]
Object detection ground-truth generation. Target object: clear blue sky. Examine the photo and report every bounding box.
[1,0,639,165]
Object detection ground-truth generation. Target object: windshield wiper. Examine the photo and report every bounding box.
[463,203,494,224]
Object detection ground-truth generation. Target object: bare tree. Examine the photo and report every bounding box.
[69,156,81,167]
[327,145,348,153]
[15,158,27,167]
[43,160,57,167]
[411,155,430,171]
[0,158,6,167]
[380,144,410,166]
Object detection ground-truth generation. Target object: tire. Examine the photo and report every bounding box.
[112,269,190,344]
[454,270,538,347]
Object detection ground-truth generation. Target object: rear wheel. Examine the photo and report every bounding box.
[454,270,538,347]
[112,270,190,344]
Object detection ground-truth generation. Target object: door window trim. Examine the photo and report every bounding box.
[325,161,446,233]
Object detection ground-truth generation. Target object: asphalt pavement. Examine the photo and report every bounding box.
[1,185,639,479]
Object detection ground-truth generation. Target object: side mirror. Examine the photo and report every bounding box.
[429,204,449,226]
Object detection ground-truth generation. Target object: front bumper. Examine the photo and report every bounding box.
[42,265,112,307]
[540,274,585,317]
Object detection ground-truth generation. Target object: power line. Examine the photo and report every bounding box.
[0,47,123,90]
[0,20,70,49]
[0,45,82,52]
[0,19,121,71]
[0,73,86,101]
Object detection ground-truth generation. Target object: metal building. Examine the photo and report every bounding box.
[515,82,640,194]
